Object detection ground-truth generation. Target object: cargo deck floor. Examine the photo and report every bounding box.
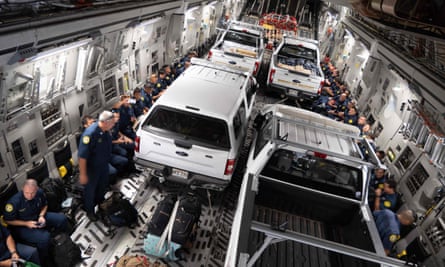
[248,205,331,267]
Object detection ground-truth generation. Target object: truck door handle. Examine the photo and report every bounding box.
[176,151,189,157]
[174,139,192,149]
[228,61,237,65]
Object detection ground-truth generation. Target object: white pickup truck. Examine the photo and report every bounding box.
[208,21,265,76]
[225,104,409,267]
[134,59,257,191]
[267,36,324,102]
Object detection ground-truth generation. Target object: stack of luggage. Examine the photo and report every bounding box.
[143,193,202,261]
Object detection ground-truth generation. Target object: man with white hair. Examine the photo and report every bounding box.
[78,110,115,221]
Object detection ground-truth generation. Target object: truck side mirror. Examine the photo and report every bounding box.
[253,114,265,130]
[251,77,258,92]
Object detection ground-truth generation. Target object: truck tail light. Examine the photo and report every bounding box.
[318,80,325,95]
[135,136,140,152]
[224,159,235,175]
[253,61,260,76]
[207,50,213,59]
[269,68,276,84]
[314,151,327,159]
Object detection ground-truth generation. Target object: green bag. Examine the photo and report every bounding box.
[12,260,40,267]
[24,262,40,267]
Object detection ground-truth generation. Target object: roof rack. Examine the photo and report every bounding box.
[190,58,251,77]
[265,104,383,168]
[228,20,265,32]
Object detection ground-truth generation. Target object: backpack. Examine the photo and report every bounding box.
[171,195,201,246]
[147,194,177,236]
[99,192,138,227]
[40,178,67,212]
[50,232,82,267]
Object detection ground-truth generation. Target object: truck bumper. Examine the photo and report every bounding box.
[134,157,229,191]
[268,83,318,102]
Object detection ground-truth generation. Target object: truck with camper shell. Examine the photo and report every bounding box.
[134,59,257,191]
[225,104,409,267]
[208,21,265,76]
[267,36,324,103]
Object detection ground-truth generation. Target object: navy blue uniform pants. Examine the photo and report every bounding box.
[10,212,67,260]
[84,167,109,214]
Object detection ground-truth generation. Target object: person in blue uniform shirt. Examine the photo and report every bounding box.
[131,88,146,118]
[141,83,153,110]
[109,110,137,177]
[3,179,67,263]
[374,209,415,255]
[81,113,121,180]
[175,57,192,78]
[374,180,398,211]
[163,64,175,85]
[342,106,358,126]
[0,223,40,266]
[78,110,115,221]
[148,73,165,102]
[157,70,168,93]
[370,167,388,191]
[116,95,137,140]
[331,93,349,120]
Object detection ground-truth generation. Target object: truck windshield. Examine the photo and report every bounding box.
[224,30,259,47]
[142,106,230,149]
[261,149,363,200]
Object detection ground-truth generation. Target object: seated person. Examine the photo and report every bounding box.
[4,179,68,262]
[131,88,146,118]
[141,83,153,110]
[376,150,386,164]
[163,64,175,85]
[148,73,164,101]
[361,124,372,137]
[370,167,388,191]
[175,58,191,77]
[311,93,330,114]
[357,116,367,133]
[342,106,358,126]
[325,98,338,119]
[374,180,398,211]
[109,111,137,176]
[337,99,356,120]
[374,209,415,255]
[157,69,169,90]
[113,95,137,140]
[0,223,40,266]
[81,115,96,132]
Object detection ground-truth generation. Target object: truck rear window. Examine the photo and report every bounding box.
[277,44,320,76]
[224,30,258,47]
[279,44,316,62]
[142,106,230,149]
[261,149,363,199]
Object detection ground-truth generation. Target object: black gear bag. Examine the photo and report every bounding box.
[99,192,138,227]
